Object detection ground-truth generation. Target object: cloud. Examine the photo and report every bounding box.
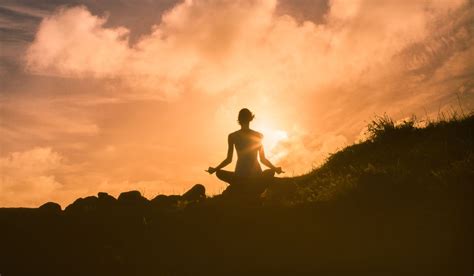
[25,0,472,99]
[0,147,64,207]
[25,6,130,77]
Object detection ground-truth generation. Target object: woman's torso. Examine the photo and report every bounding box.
[231,129,263,177]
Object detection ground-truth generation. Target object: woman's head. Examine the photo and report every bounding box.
[238,108,255,125]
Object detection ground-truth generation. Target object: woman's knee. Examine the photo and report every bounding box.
[262,169,275,177]
[216,170,233,182]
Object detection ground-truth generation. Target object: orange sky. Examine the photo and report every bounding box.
[1,0,473,207]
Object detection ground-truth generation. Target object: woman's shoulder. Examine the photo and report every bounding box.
[249,129,263,139]
[229,129,262,138]
[229,130,240,136]
[228,130,240,140]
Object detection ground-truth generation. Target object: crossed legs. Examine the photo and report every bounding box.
[216,169,275,185]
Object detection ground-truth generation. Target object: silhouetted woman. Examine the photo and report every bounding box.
[207,108,283,184]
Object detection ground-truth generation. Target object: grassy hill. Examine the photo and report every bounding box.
[0,114,472,275]
[266,113,473,205]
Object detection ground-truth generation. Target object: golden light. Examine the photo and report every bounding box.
[253,120,289,155]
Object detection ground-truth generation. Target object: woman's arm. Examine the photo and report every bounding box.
[259,146,283,174]
[207,134,234,174]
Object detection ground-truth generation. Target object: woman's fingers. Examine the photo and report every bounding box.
[206,167,216,174]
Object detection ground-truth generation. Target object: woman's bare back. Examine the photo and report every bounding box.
[230,129,263,176]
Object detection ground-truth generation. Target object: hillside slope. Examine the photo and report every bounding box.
[0,114,472,275]
[266,114,473,206]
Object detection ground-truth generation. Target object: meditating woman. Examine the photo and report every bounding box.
[207,108,283,184]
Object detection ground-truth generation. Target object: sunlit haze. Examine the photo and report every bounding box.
[1,0,473,207]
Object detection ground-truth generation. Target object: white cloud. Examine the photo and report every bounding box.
[26,6,130,77]
[25,0,470,100]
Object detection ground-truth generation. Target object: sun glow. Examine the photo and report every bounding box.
[254,122,289,155]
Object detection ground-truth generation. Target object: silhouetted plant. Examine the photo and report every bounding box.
[365,114,417,142]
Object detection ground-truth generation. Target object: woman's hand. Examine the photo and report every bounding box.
[275,167,284,174]
[206,167,217,174]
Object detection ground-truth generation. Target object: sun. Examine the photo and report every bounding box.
[254,122,288,152]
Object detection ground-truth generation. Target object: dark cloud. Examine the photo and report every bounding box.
[81,0,179,42]
[0,27,35,42]
[1,0,78,11]
[1,0,180,39]
[0,3,48,72]
[0,6,42,22]
[276,0,329,24]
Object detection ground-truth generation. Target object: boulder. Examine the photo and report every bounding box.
[39,202,62,213]
[98,192,117,204]
[150,194,181,209]
[182,184,206,202]
[118,190,149,207]
[95,192,117,211]
[98,192,115,200]
[65,196,98,214]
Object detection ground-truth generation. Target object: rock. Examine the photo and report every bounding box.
[96,192,117,210]
[150,195,181,209]
[39,202,62,213]
[182,184,206,202]
[150,185,205,210]
[98,192,116,204]
[98,192,115,200]
[118,190,149,206]
[65,196,98,214]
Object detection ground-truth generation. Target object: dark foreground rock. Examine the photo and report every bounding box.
[39,202,62,213]
[64,195,99,214]
[118,190,149,208]
[149,184,206,210]
[98,192,116,204]
[63,184,208,215]
[182,183,206,201]
[150,194,181,209]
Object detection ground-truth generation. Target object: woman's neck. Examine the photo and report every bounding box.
[241,124,250,130]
